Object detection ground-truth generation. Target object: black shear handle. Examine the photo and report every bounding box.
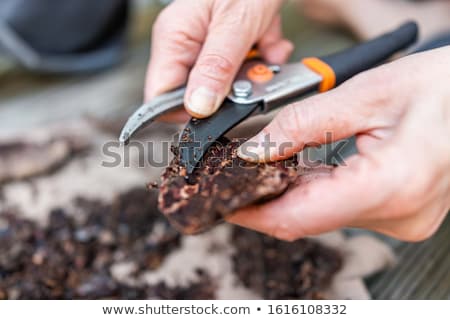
[303,21,418,92]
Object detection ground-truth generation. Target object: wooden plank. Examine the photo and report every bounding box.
[368,216,450,299]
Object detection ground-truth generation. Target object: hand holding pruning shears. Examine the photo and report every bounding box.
[140,0,450,241]
[145,0,290,119]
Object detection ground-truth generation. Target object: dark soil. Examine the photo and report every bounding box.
[158,139,299,234]
[0,188,215,299]
[0,186,341,300]
[232,227,342,299]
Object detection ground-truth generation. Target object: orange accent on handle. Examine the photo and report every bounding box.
[302,57,336,92]
[246,49,260,60]
[247,64,274,83]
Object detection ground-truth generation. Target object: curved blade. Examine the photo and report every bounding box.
[119,87,186,145]
[179,100,261,175]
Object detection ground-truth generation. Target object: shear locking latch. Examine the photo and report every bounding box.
[227,60,323,113]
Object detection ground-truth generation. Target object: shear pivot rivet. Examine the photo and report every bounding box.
[232,80,252,98]
[268,65,281,73]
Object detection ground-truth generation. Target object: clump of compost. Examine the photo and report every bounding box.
[158,138,333,234]
[0,188,215,299]
[232,227,342,299]
[158,139,299,234]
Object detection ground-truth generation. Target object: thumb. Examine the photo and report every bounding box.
[237,71,390,162]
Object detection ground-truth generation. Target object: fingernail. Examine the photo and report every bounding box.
[237,132,270,162]
[187,87,219,117]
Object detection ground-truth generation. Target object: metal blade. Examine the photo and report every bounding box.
[119,86,186,145]
[179,99,261,175]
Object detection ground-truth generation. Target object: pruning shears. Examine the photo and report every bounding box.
[120,22,418,177]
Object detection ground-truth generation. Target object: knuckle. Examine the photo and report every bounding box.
[275,104,306,143]
[194,54,235,82]
[164,32,192,55]
[215,1,251,21]
[151,25,196,58]
[212,1,260,39]
[344,65,395,112]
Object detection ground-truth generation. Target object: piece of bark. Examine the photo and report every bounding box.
[0,135,89,185]
[232,226,342,299]
[158,138,333,234]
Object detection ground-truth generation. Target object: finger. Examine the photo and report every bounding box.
[258,15,294,64]
[144,4,207,101]
[228,145,398,241]
[237,69,393,162]
[184,15,257,118]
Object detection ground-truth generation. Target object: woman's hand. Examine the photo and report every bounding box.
[229,47,450,242]
[145,0,292,120]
